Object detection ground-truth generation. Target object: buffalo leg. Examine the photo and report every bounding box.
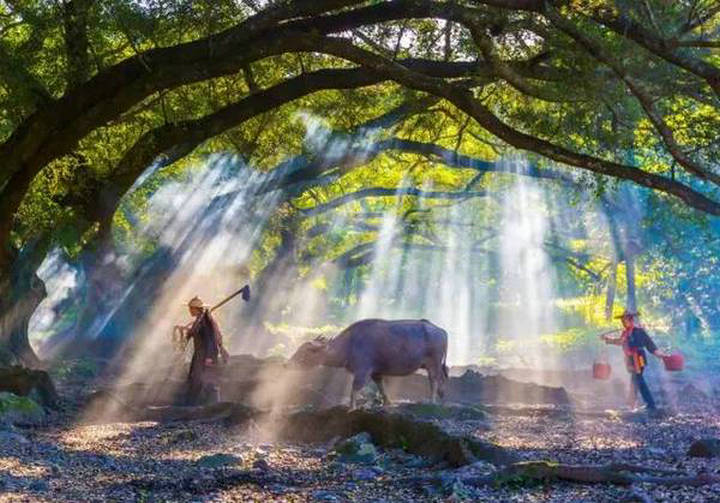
[436,363,448,402]
[426,367,438,404]
[350,370,371,410]
[428,360,448,404]
[372,374,390,406]
[437,372,447,401]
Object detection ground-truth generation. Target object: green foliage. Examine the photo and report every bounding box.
[196,453,242,468]
[540,327,606,352]
[50,358,99,380]
[399,403,488,421]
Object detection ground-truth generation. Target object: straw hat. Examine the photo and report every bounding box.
[614,309,640,320]
[187,296,209,309]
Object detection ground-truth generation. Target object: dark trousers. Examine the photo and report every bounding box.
[187,360,221,406]
[631,372,656,409]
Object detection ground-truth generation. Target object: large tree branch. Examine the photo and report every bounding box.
[582,7,720,97]
[333,235,494,269]
[470,26,578,103]
[308,36,720,215]
[300,187,489,216]
[474,0,720,95]
[545,6,720,187]
[88,60,491,229]
[259,135,571,200]
[0,0,550,268]
[406,460,720,487]
[0,0,371,191]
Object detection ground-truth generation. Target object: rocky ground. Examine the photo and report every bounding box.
[1,362,719,502]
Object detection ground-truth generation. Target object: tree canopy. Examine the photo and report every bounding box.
[1,0,719,362]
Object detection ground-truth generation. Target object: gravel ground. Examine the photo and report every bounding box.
[1,371,719,503]
[1,405,719,503]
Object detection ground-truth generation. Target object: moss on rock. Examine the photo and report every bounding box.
[0,366,58,407]
[0,392,45,425]
[394,403,488,421]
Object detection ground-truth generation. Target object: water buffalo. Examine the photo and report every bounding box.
[287,318,449,409]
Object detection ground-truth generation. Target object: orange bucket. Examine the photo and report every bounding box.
[663,352,684,372]
[593,346,611,380]
[593,361,611,380]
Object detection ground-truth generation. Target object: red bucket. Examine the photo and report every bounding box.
[663,352,684,372]
[593,362,612,380]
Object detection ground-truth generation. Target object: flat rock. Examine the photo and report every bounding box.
[197,453,243,468]
[688,438,720,458]
[310,489,343,502]
[351,467,378,481]
[252,458,270,471]
[0,430,29,444]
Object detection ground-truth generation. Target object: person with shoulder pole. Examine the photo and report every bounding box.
[601,310,667,411]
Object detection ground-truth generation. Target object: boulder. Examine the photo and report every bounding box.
[332,432,378,464]
[278,407,516,467]
[0,366,58,408]
[0,392,45,426]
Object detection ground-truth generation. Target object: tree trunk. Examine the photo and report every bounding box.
[0,237,54,366]
[625,254,637,313]
[0,268,46,368]
[605,259,617,320]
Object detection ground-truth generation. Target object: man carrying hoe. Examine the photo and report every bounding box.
[173,285,250,405]
[175,296,230,405]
